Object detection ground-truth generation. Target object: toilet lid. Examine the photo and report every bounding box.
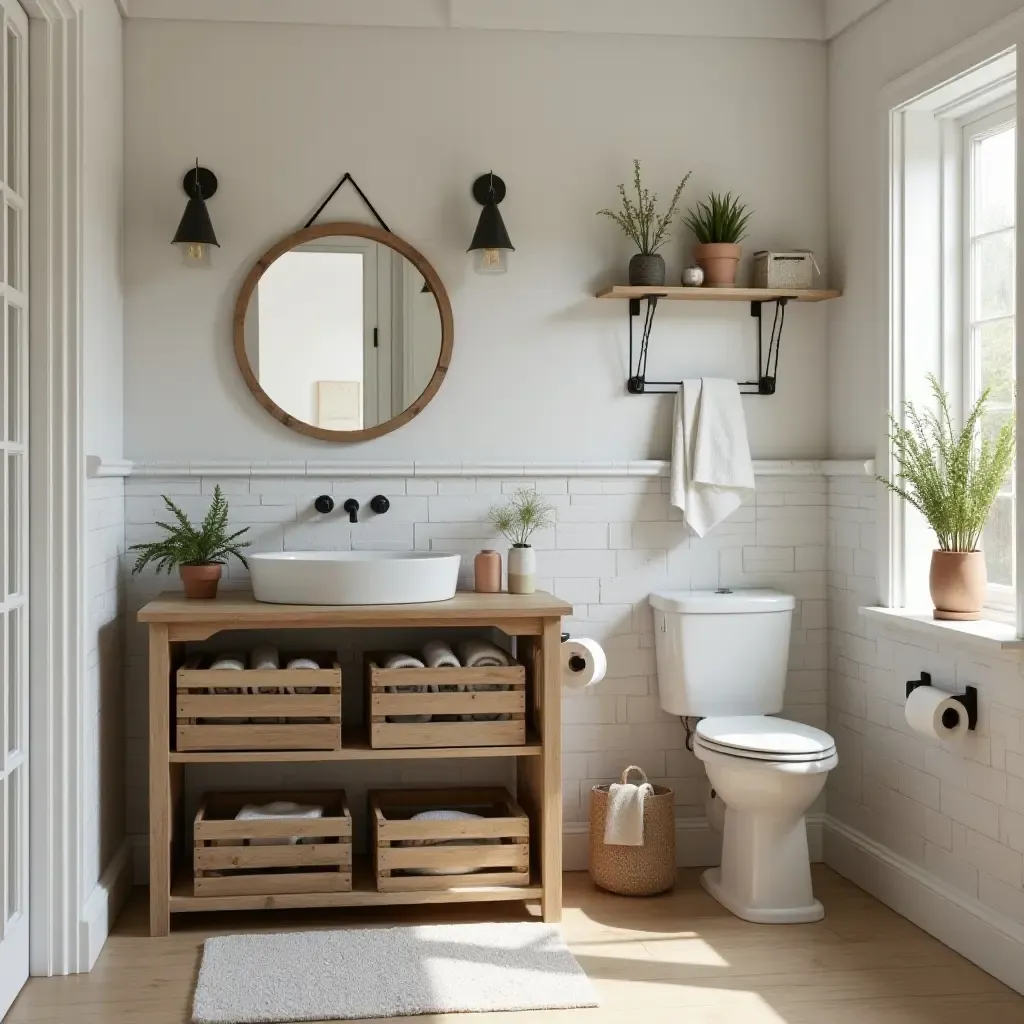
[695,716,836,761]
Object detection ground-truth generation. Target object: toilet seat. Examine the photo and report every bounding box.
[695,715,836,763]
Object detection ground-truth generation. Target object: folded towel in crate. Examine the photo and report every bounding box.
[397,809,499,874]
[285,656,322,695]
[236,801,324,847]
[457,640,512,721]
[423,642,462,720]
[382,653,434,724]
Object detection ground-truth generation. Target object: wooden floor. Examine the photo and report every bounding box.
[8,867,1024,1023]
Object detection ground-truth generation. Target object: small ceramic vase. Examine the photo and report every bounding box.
[474,549,502,593]
[507,545,536,595]
[681,265,704,287]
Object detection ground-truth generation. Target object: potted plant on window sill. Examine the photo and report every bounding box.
[683,191,753,287]
[879,375,1015,621]
[129,485,251,599]
[598,160,692,287]
[487,487,556,595]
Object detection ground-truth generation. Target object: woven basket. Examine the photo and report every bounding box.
[589,766,675,896]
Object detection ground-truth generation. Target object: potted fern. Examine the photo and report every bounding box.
[598,160,692,287]
[487,488,556,595]
[129,485,251,599]
[879,375,1015,621]
[684,191,753,287]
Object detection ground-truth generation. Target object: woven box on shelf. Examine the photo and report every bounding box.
[589,767,675,896]
[752,251,816,290]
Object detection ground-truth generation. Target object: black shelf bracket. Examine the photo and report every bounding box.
[625,295,788,396]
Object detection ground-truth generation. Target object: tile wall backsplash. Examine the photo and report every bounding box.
[122,469,829,879]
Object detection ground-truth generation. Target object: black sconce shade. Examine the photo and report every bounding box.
[172,163,220,250]
[467,172,514,253]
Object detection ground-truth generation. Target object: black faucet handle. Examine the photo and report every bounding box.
[342,498,360,524]
[370,494,390,515]
[314,495,334,515]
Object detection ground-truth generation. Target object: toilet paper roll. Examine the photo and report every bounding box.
[905,685,970,742]
[561,638,607,691]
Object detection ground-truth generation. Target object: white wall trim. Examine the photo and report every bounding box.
[92,458,876,480]
[824,816,1024,995]
[77,839,132,973]
[563,813,824,872]
[25,0,87,979]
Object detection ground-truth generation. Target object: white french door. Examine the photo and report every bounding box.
[0,0,27,1014]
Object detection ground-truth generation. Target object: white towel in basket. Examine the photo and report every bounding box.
[383,652,435,724]
[603,768,654,847]
[456,640,512,722]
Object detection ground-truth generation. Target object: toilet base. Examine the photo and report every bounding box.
[701,867,824,924]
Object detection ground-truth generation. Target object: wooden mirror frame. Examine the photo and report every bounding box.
[233,221,454,442]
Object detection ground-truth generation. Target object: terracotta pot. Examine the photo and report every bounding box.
[180,563,223,600]
[929,550,986,621]
[693,243,742,287]
[474,549,502,593]
[628,253,666,287]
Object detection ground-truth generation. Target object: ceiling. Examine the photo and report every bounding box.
[120,0,889,40]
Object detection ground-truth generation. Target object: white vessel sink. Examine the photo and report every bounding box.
[249,551,461,605]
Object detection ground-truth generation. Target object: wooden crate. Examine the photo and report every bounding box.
[370,787,530,892]
[176,652,342,752]
[366,653,526,748]
[193,790,352,897]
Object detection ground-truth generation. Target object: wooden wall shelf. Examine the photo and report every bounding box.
[596,285,842,302]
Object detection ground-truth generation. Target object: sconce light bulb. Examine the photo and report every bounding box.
[178,241,212,269]
[474,246,509,275]
[187,243,204,261]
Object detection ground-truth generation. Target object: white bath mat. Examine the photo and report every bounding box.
[192,921,599,1023]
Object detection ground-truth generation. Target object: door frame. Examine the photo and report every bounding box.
[23,0,86,977]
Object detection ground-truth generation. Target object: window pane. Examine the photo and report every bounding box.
[6,204,19,292]
[983,494,1014,587]
[5,305,16,443]
[8,768,20,921]
[974,125,1016,234]
[977,319,1015,404]
[7,607,17,757]
[6,453,18,597]
[5,28,16,194]
[974,230,1014,320]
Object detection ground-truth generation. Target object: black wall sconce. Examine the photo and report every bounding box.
[172,160,220,268]
[468,172,514,274]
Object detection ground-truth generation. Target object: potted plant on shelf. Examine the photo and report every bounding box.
[683,191,753,287]
[487,488,556,595]
[879,375,1015,621]
[129,485,251,599]
[598,159,692,287]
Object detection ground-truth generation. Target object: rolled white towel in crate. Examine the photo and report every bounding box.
[250,646,280,673]
[396,809,499,874]
[207,654,248,722]
[382,652,434,723]
[284,656,322,695]
[236,800,323,846]
[456,640,512,721]
[423,641,462,720]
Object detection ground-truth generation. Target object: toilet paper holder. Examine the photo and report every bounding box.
[906,672,978,731]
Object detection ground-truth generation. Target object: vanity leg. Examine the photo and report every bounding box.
[539,617,563,923]
[148,624,171,936]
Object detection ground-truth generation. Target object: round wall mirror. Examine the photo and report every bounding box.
[234,222,453,441]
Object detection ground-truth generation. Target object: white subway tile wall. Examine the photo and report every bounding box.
[828,475,1024,924]
[122,472,829,878]
[86,477,126,896]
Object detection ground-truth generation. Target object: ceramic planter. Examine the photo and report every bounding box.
[929,550,986,621]
[180,563,223,600]
[507,545,536,595]
[693,243,742,287]
[628,253,666,287]
[474,549,502,593]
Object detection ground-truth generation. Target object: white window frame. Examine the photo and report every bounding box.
[960,103,1017,613]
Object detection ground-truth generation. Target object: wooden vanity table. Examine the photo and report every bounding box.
[138,590,571,936]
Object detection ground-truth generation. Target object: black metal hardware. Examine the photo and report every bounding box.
[303,172,391,232]
[624,295,789,396]
[468,172,515,254]
[314,495,334,515]
[342,498,360,524]
[172,161,220,249]
[373,327,379,349]
[906,672,978,731]
[559,633,588,674]
[370,495,390,515]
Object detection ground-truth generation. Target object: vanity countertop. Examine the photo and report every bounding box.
[138,589,572,628]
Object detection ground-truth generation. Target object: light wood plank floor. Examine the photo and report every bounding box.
[8,867,1024,1023]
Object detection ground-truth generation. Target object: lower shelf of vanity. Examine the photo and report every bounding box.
[169,858,542,913]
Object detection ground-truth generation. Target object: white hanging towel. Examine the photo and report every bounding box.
[603,766,654,847]
[670,378,755,538]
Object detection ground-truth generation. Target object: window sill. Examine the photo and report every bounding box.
[859,606,1024,653]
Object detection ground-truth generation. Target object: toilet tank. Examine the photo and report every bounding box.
[650,589,795,718]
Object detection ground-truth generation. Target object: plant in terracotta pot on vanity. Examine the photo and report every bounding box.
[598,160,692,287]
[487,488,556,595]
[880,375,1015,620]
[684,191,753,287]
[129,485,251,599]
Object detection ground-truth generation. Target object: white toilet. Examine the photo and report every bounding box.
[650,588,837,924]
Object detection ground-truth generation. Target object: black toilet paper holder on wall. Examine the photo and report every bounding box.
[906,672,978,731]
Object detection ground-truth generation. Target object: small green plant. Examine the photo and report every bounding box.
[878,374,1015,552]
[684,191,753,245]
[488,488,556,547]
[597,159,692,255]
[130,485,251,574]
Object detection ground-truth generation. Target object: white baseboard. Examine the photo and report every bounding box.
[563,813,825,872]
[824,815,1024,995]
[78,838,133,973]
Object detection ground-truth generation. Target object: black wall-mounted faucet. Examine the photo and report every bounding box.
[343,498,360,523]
[314,495,334,515]
[370,494,390,515]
